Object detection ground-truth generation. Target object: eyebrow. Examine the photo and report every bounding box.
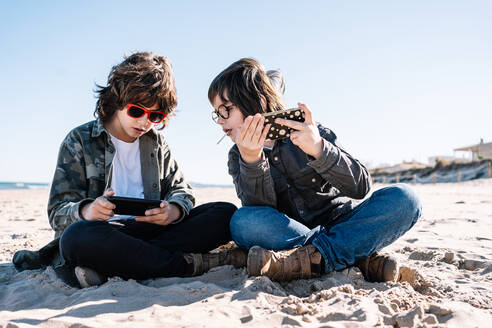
[219,93,232,105]
[137,103,160,110]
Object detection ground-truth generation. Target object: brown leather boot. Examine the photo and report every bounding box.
[356,252,399,282]
[247,245,323,282]
[184,248,247,276]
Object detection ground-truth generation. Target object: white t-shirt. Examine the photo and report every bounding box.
[108,135,145,222]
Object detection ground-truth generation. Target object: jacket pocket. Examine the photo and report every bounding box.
[85,162,105,198]
[291,167,326,191]
[290,167,329,210]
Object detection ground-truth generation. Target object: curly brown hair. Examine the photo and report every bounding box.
[208,58,285,117]
[94,52,177,129]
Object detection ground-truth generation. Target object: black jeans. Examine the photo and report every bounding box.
[60,202,237,280]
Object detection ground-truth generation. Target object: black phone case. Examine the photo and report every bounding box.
[107,196,162,216]
[262,108,305,140]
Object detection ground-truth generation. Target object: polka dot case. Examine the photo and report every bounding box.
[262,108,305,140]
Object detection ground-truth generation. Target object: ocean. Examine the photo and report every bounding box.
[0,182,50,190]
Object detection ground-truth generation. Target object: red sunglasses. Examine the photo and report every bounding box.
[126,104,167,123]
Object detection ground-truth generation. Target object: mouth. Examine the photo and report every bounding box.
[223,128,232,136]
[133,127,146,134]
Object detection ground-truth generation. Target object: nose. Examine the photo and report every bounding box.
[217,116,226,125]
[137,114,151,126]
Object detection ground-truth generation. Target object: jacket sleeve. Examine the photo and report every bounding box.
[308,124,371,199]
[228,146,277,207]
[47,133,93,235]
[159,143,195,223]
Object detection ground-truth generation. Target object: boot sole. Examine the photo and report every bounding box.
[383,256,399,282]
[74,266,107,288]
[247,246,264,276]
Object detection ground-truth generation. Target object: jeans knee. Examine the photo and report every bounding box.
[230,206,271,249]
[383,183,422,225]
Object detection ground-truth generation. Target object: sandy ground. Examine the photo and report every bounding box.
[1,181,491,327]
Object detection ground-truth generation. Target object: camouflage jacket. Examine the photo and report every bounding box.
[48,119,195,238]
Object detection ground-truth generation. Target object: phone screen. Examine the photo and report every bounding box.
[107,196,161,216]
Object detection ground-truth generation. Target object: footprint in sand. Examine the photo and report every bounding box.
[398,266,417,286]
[442,252,455,263]
[459,259,488,271]
[408,250,439,261]
[239,305,253,323]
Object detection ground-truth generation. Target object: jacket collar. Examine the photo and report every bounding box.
[91,119,107,138]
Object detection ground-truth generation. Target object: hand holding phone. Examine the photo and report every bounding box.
[107,196,162,216]
[135,201,182,226]
[262,107,305,140]
[235,114,271,164]
[273,103,324,159]
[81,189,116,221]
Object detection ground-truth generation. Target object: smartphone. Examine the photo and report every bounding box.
[262,107,305,140]
[107,196,162,216]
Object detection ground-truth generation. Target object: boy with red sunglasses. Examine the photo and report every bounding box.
[13,52,245,287]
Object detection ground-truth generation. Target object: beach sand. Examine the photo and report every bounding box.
[1,181,491,327]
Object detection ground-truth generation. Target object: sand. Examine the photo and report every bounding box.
[1,181,491,327]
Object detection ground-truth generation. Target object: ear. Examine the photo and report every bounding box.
[259,95,267,111]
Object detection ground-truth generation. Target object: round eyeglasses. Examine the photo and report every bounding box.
[211,104,233,123]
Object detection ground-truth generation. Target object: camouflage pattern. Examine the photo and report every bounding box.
[48,119,195,238]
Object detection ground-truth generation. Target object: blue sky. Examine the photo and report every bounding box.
[1,1,491,184]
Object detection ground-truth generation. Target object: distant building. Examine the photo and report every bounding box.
[454,139,492,161]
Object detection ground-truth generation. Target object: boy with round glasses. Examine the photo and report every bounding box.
[207,58,422,283]
[13,52,246,287]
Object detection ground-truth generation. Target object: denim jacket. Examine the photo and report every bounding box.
[228,123,371,228]
[48,119,195,238]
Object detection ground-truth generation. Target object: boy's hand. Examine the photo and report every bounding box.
[236,114,271,164]
[135,201,182,226]
[81,189,116,221]
[275,103,323,159]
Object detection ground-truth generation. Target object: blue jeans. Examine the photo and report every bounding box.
[230,184,421,273]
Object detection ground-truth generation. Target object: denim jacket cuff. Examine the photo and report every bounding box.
[239,153,270,178]
[308,139,338,170]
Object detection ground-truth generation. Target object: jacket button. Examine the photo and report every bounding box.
[312,178,316,183]
[153,183,158,188]
[151,153,155,158]
[273,156,279,161]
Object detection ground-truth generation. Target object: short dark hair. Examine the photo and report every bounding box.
[94,52,177,129]
[208,58,285,117]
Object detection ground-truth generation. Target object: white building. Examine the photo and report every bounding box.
[454,139,492,161]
